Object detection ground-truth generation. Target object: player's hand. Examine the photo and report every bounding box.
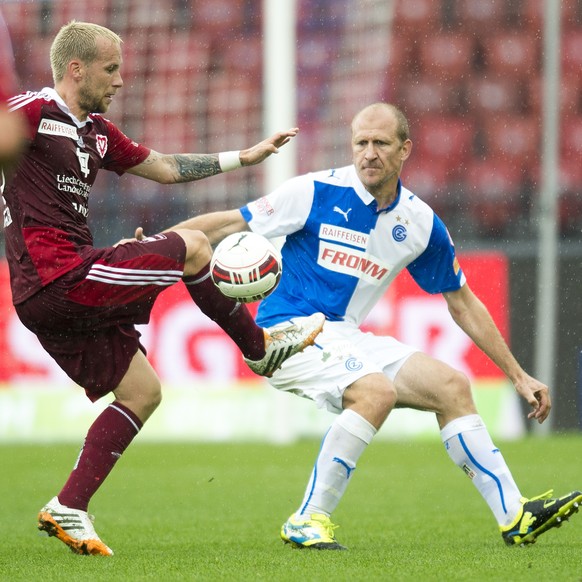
[113,227,145,247]
[514,374,551,423]
[239,127,299,166]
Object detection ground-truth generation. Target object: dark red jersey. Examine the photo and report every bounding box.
[3,87,150,304]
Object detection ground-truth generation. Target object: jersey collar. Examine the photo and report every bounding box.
[350,164,402,214]
[41,87,94,128]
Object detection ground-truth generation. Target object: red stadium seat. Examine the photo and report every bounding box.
[414,116,475,166]
[418,34,476,80]
[221,36,262,75]
[456,0,506,28]
[401,158,455,218]
[561,115,582,161]
[396,78,465,117]
[387,35,421,77]
[562,30,582,74]
[113,0,174,31]
[485,115,540,163]
[393,0,436,34]
[191,0,246,37]
[148,30,211,74]
[50,0,112,30]
[528,74,581,116]
[465,158,524,234]
[465,76,525,117]
[481,33,540,77]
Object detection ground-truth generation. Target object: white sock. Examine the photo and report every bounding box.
[297,409,377,519]
[441,414,522,526]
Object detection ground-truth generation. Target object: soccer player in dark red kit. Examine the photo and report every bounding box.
[2,21,324,556]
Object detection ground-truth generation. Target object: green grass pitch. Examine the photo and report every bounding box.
[1,435,581,581]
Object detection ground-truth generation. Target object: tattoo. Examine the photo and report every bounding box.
[172,153,221,183]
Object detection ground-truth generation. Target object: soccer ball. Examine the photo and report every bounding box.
[210,231,282,303]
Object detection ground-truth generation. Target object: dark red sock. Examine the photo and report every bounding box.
[58,402,143,511]
[183,264,265,360]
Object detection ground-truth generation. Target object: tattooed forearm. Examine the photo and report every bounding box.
[171,153,221,183]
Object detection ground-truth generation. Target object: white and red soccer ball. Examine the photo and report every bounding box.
[210,232,282,303]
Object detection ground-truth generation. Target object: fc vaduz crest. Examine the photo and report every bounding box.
[96,134,108,158]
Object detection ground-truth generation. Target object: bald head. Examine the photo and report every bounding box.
[351,103,410,145]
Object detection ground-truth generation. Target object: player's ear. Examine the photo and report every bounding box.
[68,59,84,80]
[400,139,412,161]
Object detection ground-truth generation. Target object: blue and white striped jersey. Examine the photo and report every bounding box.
[240,165,465,328]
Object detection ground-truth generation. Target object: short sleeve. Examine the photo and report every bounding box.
[406,213,466,294]
[241,173,315,238]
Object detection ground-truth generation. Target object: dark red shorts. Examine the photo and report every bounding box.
[15,232,186,401]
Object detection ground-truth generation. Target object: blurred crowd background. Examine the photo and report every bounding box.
[2,0,582,249]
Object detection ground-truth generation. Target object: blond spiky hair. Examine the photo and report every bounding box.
[50,21,122,83]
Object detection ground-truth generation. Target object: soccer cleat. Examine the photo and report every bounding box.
[37,496,113,556]
[245,312,325,377]
[281,513,347,550]
[500,489,582,546]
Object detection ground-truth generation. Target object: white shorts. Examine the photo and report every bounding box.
[269,319,418,414]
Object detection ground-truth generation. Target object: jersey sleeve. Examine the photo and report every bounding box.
[406,213,466,294]
[100,119,150,175]
[240,173,315,238]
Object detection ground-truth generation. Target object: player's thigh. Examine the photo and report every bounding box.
[393,352,476,417]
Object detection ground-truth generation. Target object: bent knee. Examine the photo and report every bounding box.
[174,229,213,271]
[116,380,162,423]
[443,370,475,411]
[343,374,396,428]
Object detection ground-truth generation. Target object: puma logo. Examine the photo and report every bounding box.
[333,206,352,222]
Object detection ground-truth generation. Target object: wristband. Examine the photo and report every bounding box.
[218,150,242,172]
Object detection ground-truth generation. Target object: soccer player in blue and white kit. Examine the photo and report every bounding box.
[169,102,582,548]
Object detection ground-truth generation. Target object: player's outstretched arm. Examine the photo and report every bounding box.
[443,284,551,423]
[119,209,248,248]
[126,128,299,184]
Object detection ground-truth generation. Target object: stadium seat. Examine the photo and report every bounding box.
[142,114,194,153]
[297,34,338,74]
[481,33,540,78]
[527,74,581,116]
[148,30,211,74]
[465,76,525,117]
[50,0,112,30]
[465,158,524,234]
[562,30,582,74]
[192,0,246,37]
[390,33,424,70]
[561,115,582,160]
[221,36,262,75]
[297,73,327,123]
[113,0,174,31]
[396,78,465,117]
[393,0,436,34]
[455,0,506,32]
[298,0,350,32]
[414,116,475,166]
[485,115,540,164]
[401,157,455,218]
[418,34,477,81]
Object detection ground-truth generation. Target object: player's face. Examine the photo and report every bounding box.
[77,37,123,115]
[352,108,411,201]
